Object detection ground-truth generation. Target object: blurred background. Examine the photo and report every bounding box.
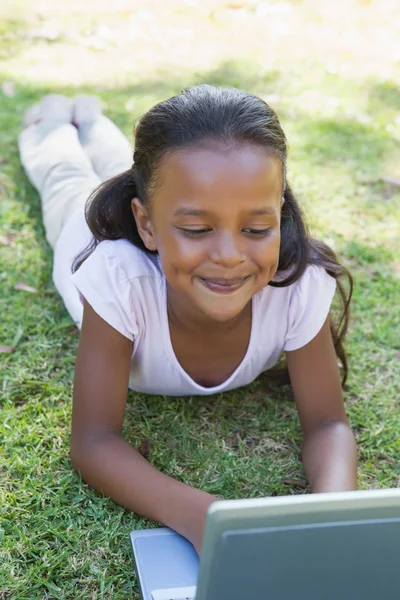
[1,0,400,241]
[1,1,399,598]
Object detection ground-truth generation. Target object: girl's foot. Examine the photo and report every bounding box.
[71,95,132,181]
[72,95,103,127]
[22,94,73,128]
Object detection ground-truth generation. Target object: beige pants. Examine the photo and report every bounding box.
[18,116,132,324]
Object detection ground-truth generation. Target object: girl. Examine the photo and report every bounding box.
[18,85,357,554]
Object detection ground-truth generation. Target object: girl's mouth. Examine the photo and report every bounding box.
[199,276,250,293]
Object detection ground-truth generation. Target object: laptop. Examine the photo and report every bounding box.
[130,488,400,600]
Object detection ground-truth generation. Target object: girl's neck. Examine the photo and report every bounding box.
[166,282,251,336]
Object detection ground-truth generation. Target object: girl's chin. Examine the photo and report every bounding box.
[196,298,251,323]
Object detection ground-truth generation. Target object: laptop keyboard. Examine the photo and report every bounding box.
[151,586,197,600]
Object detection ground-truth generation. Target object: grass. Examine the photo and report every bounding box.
[1,0,400,598]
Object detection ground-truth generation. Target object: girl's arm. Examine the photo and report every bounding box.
[285,316,357,493]
[70,300,216,553]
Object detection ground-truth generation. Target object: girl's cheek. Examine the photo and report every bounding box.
[168,234,208,264]
[260,232,280,259]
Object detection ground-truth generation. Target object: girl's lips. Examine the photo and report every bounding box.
[199,276,250,293]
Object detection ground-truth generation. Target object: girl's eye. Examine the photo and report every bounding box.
[243,228,272,236]
[179,227,272,237]
[180,228,211,237]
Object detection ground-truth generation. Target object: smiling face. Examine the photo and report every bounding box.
[132,142,284,324]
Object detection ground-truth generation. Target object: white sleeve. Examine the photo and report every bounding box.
[71,243,139,340]
[283,265,336,352]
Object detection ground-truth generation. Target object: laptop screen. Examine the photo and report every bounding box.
[199,517,400,599]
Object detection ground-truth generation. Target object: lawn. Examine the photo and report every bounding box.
[1,1,400,598]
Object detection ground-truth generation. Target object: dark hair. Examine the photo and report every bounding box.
[74,84,353,385]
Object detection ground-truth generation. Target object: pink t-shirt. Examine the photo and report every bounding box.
[70,237,336,396]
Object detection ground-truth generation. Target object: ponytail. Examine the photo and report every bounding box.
[271,184,310,286]
[269,184,353,386]
[309,239,353,385]
[72,167,154,272]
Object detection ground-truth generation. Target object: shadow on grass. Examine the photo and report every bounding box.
[342,239,400,346]
[293,117,395,167]
[123,376,304,499]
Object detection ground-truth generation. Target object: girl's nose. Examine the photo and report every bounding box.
[210,232,245,268]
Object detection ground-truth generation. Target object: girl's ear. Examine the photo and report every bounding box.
[131,198,158,251]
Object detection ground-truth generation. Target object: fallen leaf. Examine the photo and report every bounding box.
[0,345,15,353]
[138,438,151,459]
[282,478,307,489]
[14,281,38,293]
[0,233,16,247]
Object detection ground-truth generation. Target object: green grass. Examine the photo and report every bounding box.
[1,1,400,598]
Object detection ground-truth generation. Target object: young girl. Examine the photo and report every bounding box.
[18,85,357,554]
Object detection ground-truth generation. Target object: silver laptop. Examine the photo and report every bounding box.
[130,488,400,600]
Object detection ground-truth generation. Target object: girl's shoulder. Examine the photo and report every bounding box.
[268,262,336,295]
[256,264,336,352]
[87,238,163,282]
[71,240,163,340]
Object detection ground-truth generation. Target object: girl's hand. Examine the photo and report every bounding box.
[286,316,357,493]
[187,493,217,555]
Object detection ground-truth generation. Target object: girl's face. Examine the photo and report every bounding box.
[132,143,283,323]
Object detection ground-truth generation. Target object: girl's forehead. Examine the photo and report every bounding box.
[154,144,283,205]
